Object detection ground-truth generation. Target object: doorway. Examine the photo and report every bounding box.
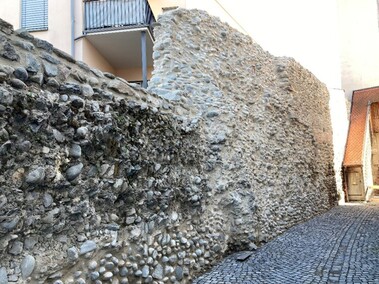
[346,167,365,200]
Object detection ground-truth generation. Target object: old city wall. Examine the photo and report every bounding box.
[149,9,336,250]
[0,9,336,284]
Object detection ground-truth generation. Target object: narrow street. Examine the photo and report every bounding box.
[194,204,379,284]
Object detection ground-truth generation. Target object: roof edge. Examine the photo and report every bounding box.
[343,164,363,167]
[353,85,379,93]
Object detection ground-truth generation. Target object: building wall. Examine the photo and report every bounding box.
[338,0,379,100]
[372,133,379,183]
[74,0,84,40]
[32,0,72,55]
[0,0,20,28]
[329,88,349,203]
[363,106,374,199]
[0,0,72,55]
[116,67,153,82]
[76,38,116,74]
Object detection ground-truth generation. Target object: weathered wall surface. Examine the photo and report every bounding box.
[0,18,206,284]
[148,9,336,249]
[0,9,336,284]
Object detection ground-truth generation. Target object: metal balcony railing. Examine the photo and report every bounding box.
[83,0,155,33]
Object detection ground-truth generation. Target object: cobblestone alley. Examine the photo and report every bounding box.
[194,204,379,284]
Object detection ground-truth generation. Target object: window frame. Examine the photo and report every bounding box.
[21,0,48,32]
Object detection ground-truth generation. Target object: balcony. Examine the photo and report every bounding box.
[83,0,155,34]
[81,0,156,87]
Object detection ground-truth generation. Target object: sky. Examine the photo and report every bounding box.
[187,0,342,88]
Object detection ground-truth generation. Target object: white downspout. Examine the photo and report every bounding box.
[70,0,75,57]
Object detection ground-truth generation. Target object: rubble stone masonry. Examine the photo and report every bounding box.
[0,9,336,284]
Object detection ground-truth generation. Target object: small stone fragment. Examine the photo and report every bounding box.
[46,78,59,88]
[14,67,28,81]
[119,267,128,277]
[0,19,13,34]
[70,95,85,108]
[103,271,113,280]
[20,255,36,279]
[24,236,38,250]
[66,163,83,181]
[10,78,27,89]
[81,84,94,97]
[77,61,90,71]
[104,72,115,79]
[25,167,45,184]
[43,193,53,207]
[14,40,34,51]
[90,68,104,78]
[164,265,174,275]
[1,216,19,231]
[30,74,43,85]
[41,52,60,64]
[212,244,221,252]
[9,241,23,255]
[108,79,131,94]
[171,212,178,222]
[175,266,183,281]
[0,72,7,82]
[88,260,98,270]
[80,240,96,255]
[89,271,99,281]
[1,42,19,61]
[53,129,65,142]
[0,267,7,284]
[152,264,163,280]
[17,140,31,152]
[76,127,88,138]
[0,87,12,105]
[142,265,149,278]
[53,47,76,63]
[236,251,253,261]
[33,38,53,52]
[43,61,58,77]
[26,54,40,74]
[69,144,82,158]
[15,28,34,40]
[104,262,115,270]
[60,83,81,94]
[67,247,79,261]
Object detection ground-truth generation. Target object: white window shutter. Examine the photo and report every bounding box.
[21,0,48,32]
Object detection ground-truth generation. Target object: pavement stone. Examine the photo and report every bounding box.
[193,204,379,284]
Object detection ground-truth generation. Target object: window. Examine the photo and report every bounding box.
[21,0,48,32]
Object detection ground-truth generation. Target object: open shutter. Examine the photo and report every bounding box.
[21,0,48,32]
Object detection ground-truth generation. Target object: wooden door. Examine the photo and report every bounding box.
[347,167,364,201]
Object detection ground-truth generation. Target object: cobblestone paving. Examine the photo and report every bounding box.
[194,204,379,284]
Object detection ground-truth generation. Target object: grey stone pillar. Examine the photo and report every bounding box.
[141,30,147,88]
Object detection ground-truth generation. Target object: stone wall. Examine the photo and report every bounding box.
[148,8,336,251]
[0,9,336,284]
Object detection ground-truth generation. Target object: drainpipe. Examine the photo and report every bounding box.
[70,0,75,58]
